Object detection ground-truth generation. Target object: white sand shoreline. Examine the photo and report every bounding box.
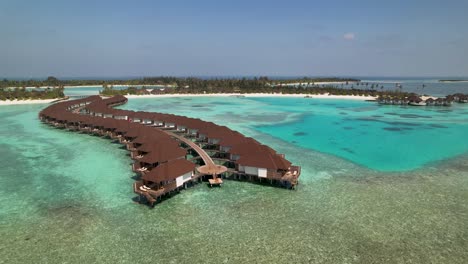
[0,94,377,106]
[2,93,445,106]
[6,81,354,89]
[124,93,377,100]
[0,99,59,106]
[5,84,167,89]
[5,85,105,89]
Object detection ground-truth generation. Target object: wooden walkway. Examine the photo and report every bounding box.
[162,130,227,178]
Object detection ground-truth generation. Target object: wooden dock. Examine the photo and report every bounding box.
[208,178,223,187]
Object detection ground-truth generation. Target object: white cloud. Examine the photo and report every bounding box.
[343,32,355,40]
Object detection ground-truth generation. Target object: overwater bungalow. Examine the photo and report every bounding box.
[163,121,176,129]
[133,140,181,159]
[39,95,301,206]
[141,159,196,191]
[136,143,187,171]
[129,133,171,154]
[408,95,426,106]
[434,98,452,106]
[376,96,385,104]
[218,134,249,153]
[459,94,468,103]
[445,97,453,106]
[236,151,296,187]
[97,118,122,137]
[434,98,444,106]
[425,98,435,106]
[204,126,232,145]
[112,110,129,120]
[129,113,143,123]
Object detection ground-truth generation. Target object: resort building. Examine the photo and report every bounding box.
[39,95,301,206]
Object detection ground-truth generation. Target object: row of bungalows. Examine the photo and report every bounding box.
[377,95,454,107]
[425,97,453,106]
[377,96,410,105]
[447,93,468,103]
[129,115,300,185]
[39,96,199,206]
[81,97,300,187]
[40,95,301,205]
[146,107,298,187]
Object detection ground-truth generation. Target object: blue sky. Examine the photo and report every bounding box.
[1,0,467,78]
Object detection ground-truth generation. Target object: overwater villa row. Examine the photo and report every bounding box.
[377,93,468,106]
[39,95,300,206]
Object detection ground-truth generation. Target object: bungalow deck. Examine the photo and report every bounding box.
[208,178,223,187]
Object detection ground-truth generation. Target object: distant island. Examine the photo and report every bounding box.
[92,76,411,99]
[439,79,468,83]
[6,76,466,106]
[0,76,359,89]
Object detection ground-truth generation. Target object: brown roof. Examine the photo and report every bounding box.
[142,159,195,182]
[229,140,275,155]
[132,132,171,144]
[237,153,291,170]
[219,135,255,147]
[139,146,187,164]
[124,126,157,138]
[137,140,181,153]
[41,95,296,177]
[407,95,422,102]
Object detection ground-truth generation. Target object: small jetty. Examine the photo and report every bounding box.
[39,95,301,207]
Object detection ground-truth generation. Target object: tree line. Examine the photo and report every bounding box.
[0,86,65,101]
[0,76,359,89]
[100,83,415,98]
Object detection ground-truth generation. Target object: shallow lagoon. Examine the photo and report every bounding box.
[120,96,468,171]
[1,97,467,263]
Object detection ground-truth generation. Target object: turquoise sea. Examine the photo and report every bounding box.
[1,95,468,263]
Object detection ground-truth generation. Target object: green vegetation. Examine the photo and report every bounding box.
[100,84,414,98]
[96,77,413,98]
[1,76,417,99]
[0,86,65,101]
[0,76,358,89]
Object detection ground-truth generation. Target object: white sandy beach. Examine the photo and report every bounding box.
[0,99,59,106]
[6,84,173,89]
[0,93,377,106]
[124,93,377,100]
[64,85,104,88]
[280,81,357,86]
[6,85,105,89]
[4,93,446,106]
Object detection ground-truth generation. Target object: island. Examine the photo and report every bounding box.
[439,79,468,82]
[0,76,360,89]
